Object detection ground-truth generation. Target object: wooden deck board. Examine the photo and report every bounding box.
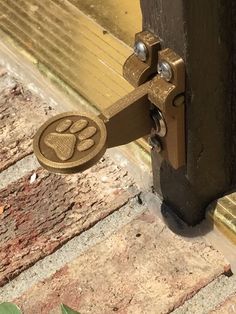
[0,0,141,110]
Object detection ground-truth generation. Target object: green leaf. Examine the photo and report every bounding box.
[61,304,80,314]
[0,302,22,314]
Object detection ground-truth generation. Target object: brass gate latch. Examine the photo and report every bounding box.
[33,31,185,174]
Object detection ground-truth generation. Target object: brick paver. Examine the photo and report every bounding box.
[0,159,137,287]
[0,67,138,287]
[0,65,233,314]
[15,211,230,314]
[0,69,56,171]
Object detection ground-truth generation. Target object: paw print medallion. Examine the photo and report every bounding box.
[33,112,107,173]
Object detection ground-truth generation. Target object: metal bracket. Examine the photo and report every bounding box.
[33,31,185,174]
[124,32,186,169]
[123,31,161,87]
[148,49,185,169]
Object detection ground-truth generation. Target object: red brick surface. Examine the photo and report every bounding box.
[0,66,232,314]
[0,159,137,286]
[0,72,56,171]
[15,212,229,314]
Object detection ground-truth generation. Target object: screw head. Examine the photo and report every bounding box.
[157,61,173,82]
[151,110,167,138]
[149,135,162,153]
[134,41,148,62]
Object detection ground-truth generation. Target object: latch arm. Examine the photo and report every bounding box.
[99,82,153,148]
[33,31,186,174]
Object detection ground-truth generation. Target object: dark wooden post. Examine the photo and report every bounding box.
[140,0,236,225]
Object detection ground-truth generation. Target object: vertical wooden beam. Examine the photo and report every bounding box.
[141,0,235,224]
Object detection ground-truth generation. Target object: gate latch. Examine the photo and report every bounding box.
[33,31,185,174]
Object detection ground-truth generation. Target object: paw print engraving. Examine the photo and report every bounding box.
[44,118,97,161]
[33,112,107,173]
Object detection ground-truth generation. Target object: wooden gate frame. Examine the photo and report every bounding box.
[141,0,236,225]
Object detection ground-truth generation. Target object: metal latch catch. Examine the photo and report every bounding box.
[33,31,185,173]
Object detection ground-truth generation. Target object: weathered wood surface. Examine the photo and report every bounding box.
[141,0,186,57]
[0,0,133,110]
[141,0,235,224]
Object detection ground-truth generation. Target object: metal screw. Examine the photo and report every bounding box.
[157,61,173,81]
[134,41,148,62]
[151,110,167,138]
[149,135,162,153]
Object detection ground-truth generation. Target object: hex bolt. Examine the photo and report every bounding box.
[157,60,173,82]
[149,135,162,153]
[134,41,148,62]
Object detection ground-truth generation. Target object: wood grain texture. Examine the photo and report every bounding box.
[0,0,151,152]
[0,0,134,110]
[141,0,186,57]
[69,0,142,47]
[232,1,236,177]
[141,0,235,224]
[207,192,236,245]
